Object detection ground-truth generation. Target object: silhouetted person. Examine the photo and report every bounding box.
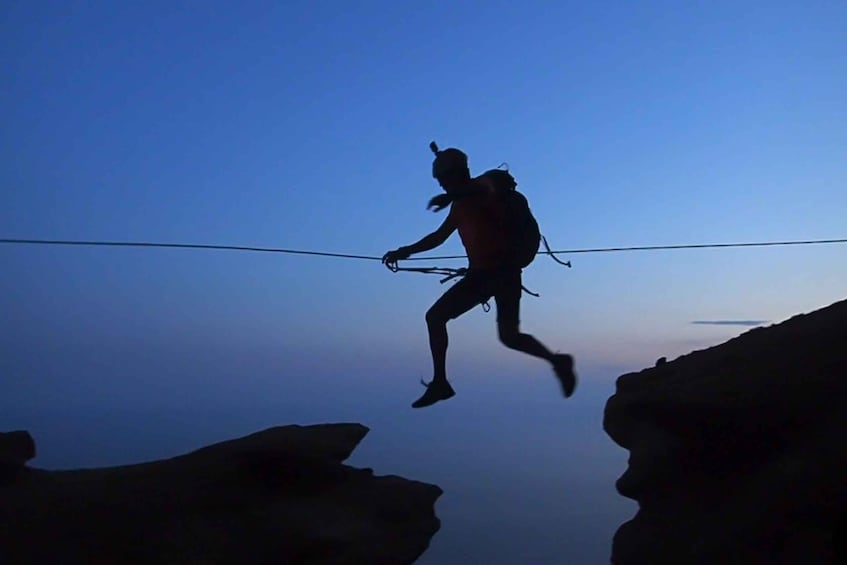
[383,145,577,408]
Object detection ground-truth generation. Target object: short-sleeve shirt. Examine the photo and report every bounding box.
[447,178,508,269]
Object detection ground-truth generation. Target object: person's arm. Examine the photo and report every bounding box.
[383,214,456,267]
[402,214,456,255]
[428,179,493,211]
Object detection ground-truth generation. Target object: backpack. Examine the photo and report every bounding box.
[479,167,541,269]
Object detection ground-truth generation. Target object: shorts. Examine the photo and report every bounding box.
[429,268,522,327]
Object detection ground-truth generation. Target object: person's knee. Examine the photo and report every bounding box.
[498,324,521,348]
[426,306,448,327]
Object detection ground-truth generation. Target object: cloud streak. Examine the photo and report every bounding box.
[691,320,768,327]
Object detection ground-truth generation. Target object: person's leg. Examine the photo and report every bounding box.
[494,270,577,397]
[494,270,553,360]
[498,324,555,360]
[426,273,489,381]
[412,273,491,408]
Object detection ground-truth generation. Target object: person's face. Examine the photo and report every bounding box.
[436,171,466,193]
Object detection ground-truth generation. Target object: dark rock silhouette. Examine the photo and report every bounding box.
[0,430,36,484]
[604,298,847,564]
[0,423,442,564]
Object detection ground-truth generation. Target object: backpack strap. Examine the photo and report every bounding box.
[542,236,572,268]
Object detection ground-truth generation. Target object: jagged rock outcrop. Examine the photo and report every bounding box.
[0,423,442,564]
[0,431,36,484]
[604,298,847,564]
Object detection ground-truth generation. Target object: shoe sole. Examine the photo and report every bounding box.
[554,355,577,398]
[411,389,456,409]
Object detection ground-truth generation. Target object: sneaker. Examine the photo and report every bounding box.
[412,379,456,408]
[552,354,577,398]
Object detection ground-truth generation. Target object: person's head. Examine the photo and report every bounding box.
[430,144,470,192]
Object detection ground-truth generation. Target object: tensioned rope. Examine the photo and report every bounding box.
[1,237,846,261]
[0,238,379,260]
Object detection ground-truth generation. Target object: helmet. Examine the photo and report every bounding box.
[430,145,469,179]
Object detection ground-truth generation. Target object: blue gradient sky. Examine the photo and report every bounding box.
[2,2,846,563]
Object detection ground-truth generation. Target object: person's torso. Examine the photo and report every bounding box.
[448,180,508,269]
